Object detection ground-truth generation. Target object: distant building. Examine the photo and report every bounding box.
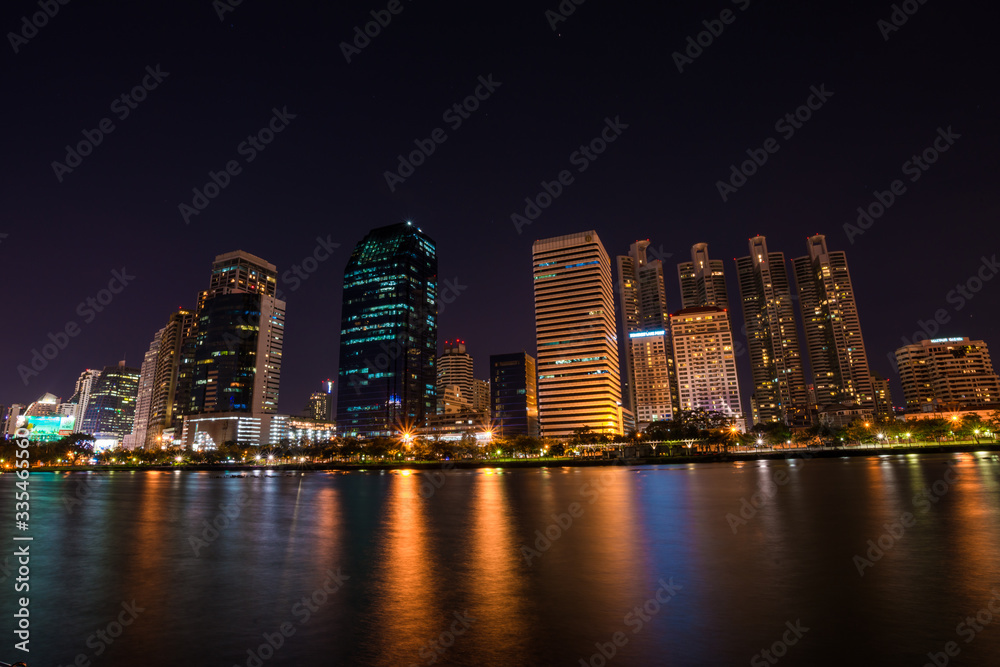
[337,222,437,437]
[147,308,197,448]
[69,369,102,431]
[305,380,334,422]
[894,337,1000,412]
[191,251,285,415]
[817,403,872,429]
[24,393,59,417]
[678,242,730,309]
[4,405,26,437]
[533,231,623,437]
[287,417,335,446]
[671,306,744,425]
[490,352,539,437]
[437,340,475,414]
[472,378,490,418]
[180,412,288,450]
[80,362,141,443]
[792,234,874,410]
[617,240,678,427]
[736,235,810,426]
[124,329,163,450]
[870,372,895,422]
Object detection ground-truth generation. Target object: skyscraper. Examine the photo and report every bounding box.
[533,231,622,437]
[337,222,437,438]
[671,306,744,422]
[870,372,895,422]
[792,234,873,409]
[490,352,539,437]
[616,240,677,427]
[124,328,163,450]
[736,236,810,426]
[147,308,197,447]
[80,362,141,441]
[305,380,334,422]
[69,368,102,433]
[437,340,474,413]
[678,242,729,309]
[190,251,286,415]
[894,337,1000,411]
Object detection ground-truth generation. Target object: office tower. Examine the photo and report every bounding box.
[437,340,474,413]
[490,352,539,437]
[533,231,622,437]
[191,251,286,415]
[305,380,334,422]
[894,337,1000,411]
[617,240,677,426]
[124,329,163,450]
[792,234,874,409]
[472,378,490,418]
[678,243,730,309]
[4,404,25,436]
[24,393,59,416]
[671,307,744,422]
[147,309,196,447]
[337,222,437,437]
[870,372,895,422]
[69,369,102,432]
[80,362,141,441]
[736,235,810,426]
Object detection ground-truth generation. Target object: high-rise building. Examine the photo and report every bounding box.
[472,378,490,418]
[870,372,895,422]
[190,251,285,415]
[69,369,102,433]
[305,380,334,422]
[736,235,810,426]
[337,222,437,438]
[533,231,622,437]
[792,234,874,409]
[671,306,744,424]
[678,243,729,309]
[80,362,141,441]
[490,352,539,437]
[617,240,677,426]
[147,309,197,447]
[4,404,25,436]
[437,340,474,413]
[124,329,163,450]
[24,393,59,416]
[894,337,1000,412]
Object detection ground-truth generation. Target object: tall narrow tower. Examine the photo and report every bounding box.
[792,234,873,409]
[533,231,622,437]
[736,236,810,426]
[337,222,437,437]
[617,240,677,426]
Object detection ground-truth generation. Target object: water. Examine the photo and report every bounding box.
[9,452,1000,666]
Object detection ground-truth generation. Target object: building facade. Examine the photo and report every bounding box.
[147,308,196,448]
[533,231,622,437]
[337,222,438,437]
[894,337,1000,411]
[736,235,810,426]
[792,234,874,410]
[437,340,475,413]
[124,328,163,450]
[678,242,730,309]
[490,352,539,437]
[670,306,744,423]
[69,369,102,434]
[80,362,141,441]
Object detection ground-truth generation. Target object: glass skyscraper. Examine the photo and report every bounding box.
[80,362,141,440]
[337,222,437,438]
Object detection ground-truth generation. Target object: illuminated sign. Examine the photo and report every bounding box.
[629,330,666,339]
[929,337,965,343]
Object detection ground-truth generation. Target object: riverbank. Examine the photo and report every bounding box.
[27,441,1000,473]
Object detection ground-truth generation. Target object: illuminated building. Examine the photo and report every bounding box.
[147,308,197,447]
[24,392,59,416]
[287,417,335,445]
[22,414,75,442]
[792,234,874,410]
[616,240,677,427]
[69,369,102,431]
[670,306,744,424]
[736,235,810,426]
[80,362,141,442]
[678,242,729,309]
[894,337,1000,412]
[179,412,289,450]
[124,328,163,450]
[190,251,285,415]
[533,231,622,437]
[306,380,334,422]
[490,352,539,437]
[4,405,25,437]
[437,340,474,413]
[870,372,895,422]
[336,222,437,438]
[472,378,490,418]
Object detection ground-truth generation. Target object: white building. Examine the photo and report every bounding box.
[671,306,744,424]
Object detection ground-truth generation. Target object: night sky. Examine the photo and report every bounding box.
[3,0,997,414]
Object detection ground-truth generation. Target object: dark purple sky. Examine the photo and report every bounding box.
[3,0,997,413]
